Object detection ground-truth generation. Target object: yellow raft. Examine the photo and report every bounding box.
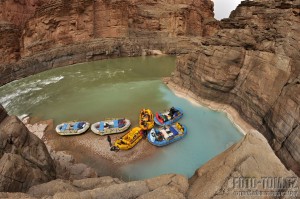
[139,109,154,130]
[114,127,143,150]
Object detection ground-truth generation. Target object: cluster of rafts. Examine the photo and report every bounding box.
[55,107,187,150]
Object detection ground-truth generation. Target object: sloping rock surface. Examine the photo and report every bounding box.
[0,104,56,192]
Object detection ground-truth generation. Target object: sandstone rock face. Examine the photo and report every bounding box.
[52,151,97,180]
[170,0,300,176]
[0,22,20,64]
[0,113,56,192]
[0,0,39,27]
[24,174,188,199]
[21,0,217,57]
[0,104,8,123]
[188,130,299,199]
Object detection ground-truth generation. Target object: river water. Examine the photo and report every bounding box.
[0,56,243,180]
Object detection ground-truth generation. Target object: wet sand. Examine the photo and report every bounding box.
[163,78,255,135]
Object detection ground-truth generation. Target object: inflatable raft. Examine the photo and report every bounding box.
[113,127,143,150]
[55,121,90,136]
[154,107,183,126]
[91,118,131,135]
[147,123,187,146]
[139,109,154,130]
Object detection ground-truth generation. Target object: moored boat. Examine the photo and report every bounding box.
[55,121,90,135]
[112,127,143,150]
[154,107,183,126]
[147,123,187,146]
[91,118,131,135]
[139,108,154,130]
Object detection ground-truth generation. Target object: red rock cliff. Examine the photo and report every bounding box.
[21,0,217,57]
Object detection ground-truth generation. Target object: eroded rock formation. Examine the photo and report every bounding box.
[170,0,300,175]
[0,104,56,192]
[188,130,299,199]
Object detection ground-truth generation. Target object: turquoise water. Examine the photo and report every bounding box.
[0,56,243,180]
[120,84,243,180]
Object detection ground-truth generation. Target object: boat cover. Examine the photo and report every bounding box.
[169,126,178,136]
[114,120,119,128]
[118,119,125,128]
[99,122,105,131]
[61,123,68,131]
[74,122,85,130]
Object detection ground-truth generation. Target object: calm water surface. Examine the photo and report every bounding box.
[0,56,243,180]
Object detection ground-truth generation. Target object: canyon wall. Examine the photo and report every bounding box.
[170,0,300,175]
[0,0,218,60]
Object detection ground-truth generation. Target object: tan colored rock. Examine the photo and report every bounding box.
[51,150,97,180]
[0,104,7,123]
[188,130,299,199]
[0,192,37,199]
[0,115,56,192]
[27,179,78,198]
[76,181,149,199]
[145,174,189,194]
[0,153,52,192]
[72,176,122,190]
[138,186,185,199]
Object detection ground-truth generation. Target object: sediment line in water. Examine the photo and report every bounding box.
[164,79,255,136]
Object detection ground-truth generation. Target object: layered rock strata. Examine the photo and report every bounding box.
[170,0,300,176]
[0,0,218,85]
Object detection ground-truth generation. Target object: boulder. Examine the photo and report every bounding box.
[188,130,299,199]
[0,104,7,123]
[138,186,185,199]
[27,179,78,198]
[0,115,56,192]
[0,153,51,192]
[72,176,122,190]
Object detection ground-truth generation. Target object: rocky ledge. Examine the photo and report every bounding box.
[0,105,56,192]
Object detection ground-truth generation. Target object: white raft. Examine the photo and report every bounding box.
[55,121,90,136]
[91,118,131,136]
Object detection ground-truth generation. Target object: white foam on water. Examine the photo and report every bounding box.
[39,76,64,86]
[0,87,42,108]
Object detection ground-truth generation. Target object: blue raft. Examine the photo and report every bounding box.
[154,107,183,126]
[147,123,187,147]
